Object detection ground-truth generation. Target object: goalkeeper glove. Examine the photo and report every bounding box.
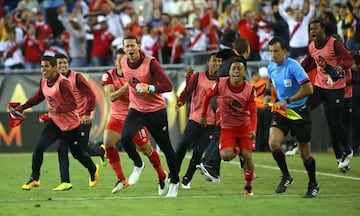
[136,83,155,93]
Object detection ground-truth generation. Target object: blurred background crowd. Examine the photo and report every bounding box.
[0,0,359,72]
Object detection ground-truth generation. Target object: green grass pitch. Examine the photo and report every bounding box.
[0,152,359,216]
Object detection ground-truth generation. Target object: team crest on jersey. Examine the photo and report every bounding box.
[47,96,56,107]
[130,77,140,88]
[283,79,292,87]
[231,99,242,108]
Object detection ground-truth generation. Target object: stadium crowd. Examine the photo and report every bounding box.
[0,0,359,71]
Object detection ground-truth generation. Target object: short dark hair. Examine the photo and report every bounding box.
[41,55,57,67]
[208,52,217,59]
[123,35,139,43]
[54,53,68,61]
[269,36,287,50]
[233,38,249,55]
[310,18,325,29]
[232,56,246,67]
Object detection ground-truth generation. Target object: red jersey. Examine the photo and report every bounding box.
[91,29,115,58]
[238,19,260,52]
[308,37,351,89]
[178,71,216,125]
[101,68,130,120]
[66,71,96,117]
[36,22,53,44]
[23,35,44,64]
[41,75,80,131]
[121,55,170,112]
[202,78,257,134]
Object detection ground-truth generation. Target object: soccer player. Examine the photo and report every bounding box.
[200,57,257,195]
[301,19,354,171]
[52,53,105,191]
[18,55,99,190]
[175,53,222,189]
[101,49,167,194]
[119,35,180,197]
[266,37,319,198]
[197,38,250,182]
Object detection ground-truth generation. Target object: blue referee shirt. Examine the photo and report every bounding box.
[268,58,310,109]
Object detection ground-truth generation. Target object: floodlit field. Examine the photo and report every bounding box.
[0,152,359,216]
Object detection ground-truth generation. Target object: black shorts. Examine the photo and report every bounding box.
[270,104,311,143]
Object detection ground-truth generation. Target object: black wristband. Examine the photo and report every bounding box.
[286,98,291,104]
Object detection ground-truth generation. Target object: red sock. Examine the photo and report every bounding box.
[106,147,126,181]
[147,150,166,180]
[244,170,254,187]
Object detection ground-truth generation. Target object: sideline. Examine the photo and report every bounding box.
[1,193,360,202]
[230,162,360,181]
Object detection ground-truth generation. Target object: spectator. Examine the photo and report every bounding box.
[187,18,208,64]
[166,0,184,18]
[0,16,9,42]
[43,32,69,58]
[334,3,347,41]
[159,13,172,64]
[125,6,145,37]
[85,11,98,66]
[0,28,24,71]
[90,15,115,66]
[345,0,360,51]
[217,0,235,32]
[317,2,337,36]
[22,26,44,70]
[42,0,66,38]
[182,0,207,26]
[35,10,53,48]
[16,0,40,12]
[149,8,163,27]
[200,0,221,51]
[133,0,153,23]
[257,20,274,61]
[269,2,290,49]
[237,10,261,61]
[111,27,131,51]
[140,24,162,60]
[278,0,315,60]
[12,7,34,34]
[58,5,87,67]
[163,15,185,64]
[219,26,239,49]
[95,0,125,39]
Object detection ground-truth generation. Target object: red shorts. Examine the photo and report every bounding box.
[106,117,149,146]
[219,128,255,152]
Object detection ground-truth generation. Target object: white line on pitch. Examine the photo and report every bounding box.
[1,193,360,202]
[184,155,360,181]
[225,161,360,181]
